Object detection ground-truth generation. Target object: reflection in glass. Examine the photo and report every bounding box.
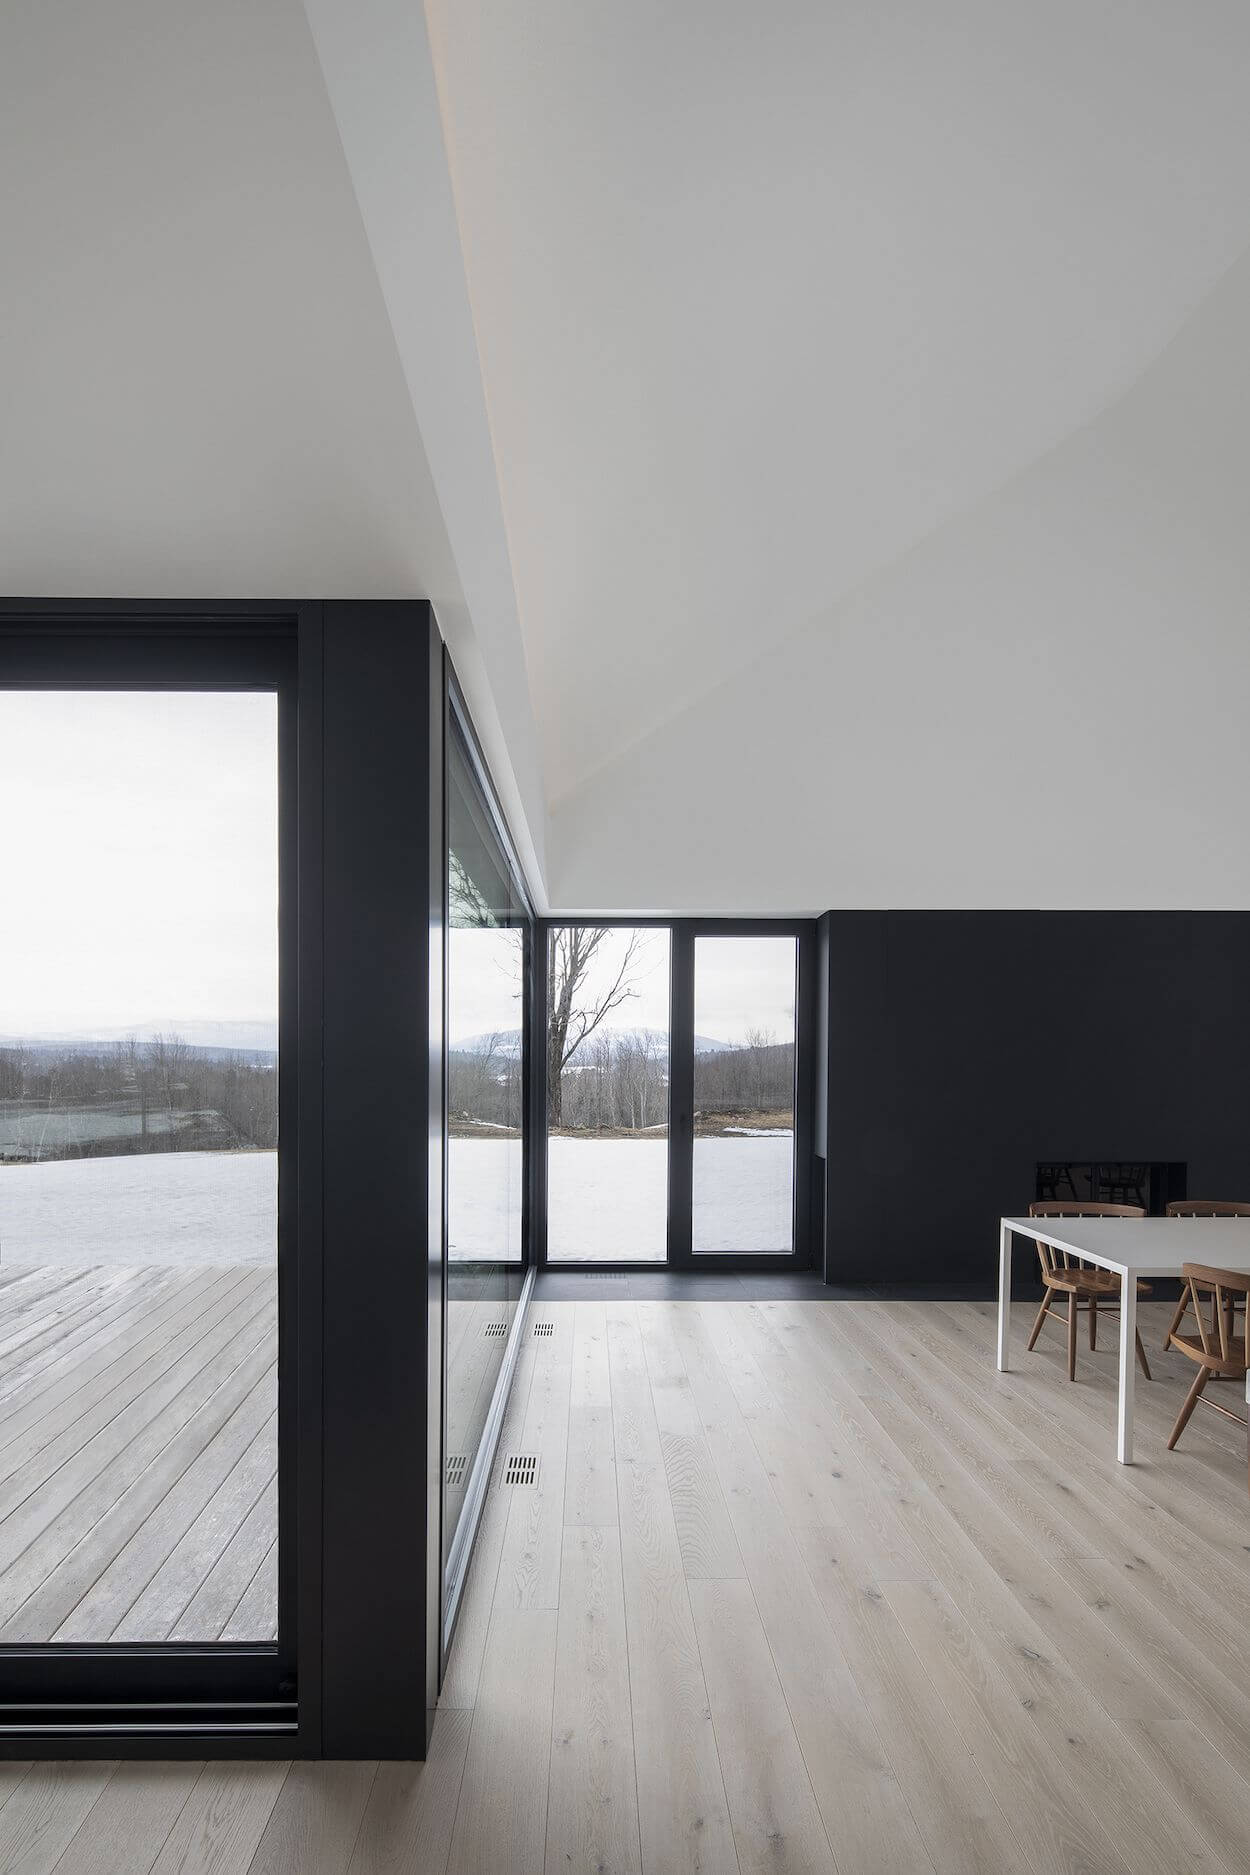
[693,934,797,1254]
[444,719,526,1576]
[546,927,670,1263]
[0,690,279,1640]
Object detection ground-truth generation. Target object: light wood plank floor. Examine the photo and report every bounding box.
[3,1296,1249,1874]
[0,1263,277,1643]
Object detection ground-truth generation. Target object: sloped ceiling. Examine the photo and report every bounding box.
[425,0,1250,808]
[0,0,439,599]
[549,249,1250,912]
[6,2,1250,913]
[0,0,549,892]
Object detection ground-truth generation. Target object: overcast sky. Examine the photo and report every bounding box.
[0,690,279,1039]
[2,692,796,1055]
[446,926,797,1050]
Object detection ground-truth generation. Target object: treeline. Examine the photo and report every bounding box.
[694,1034,794,1122]
[556,1032,667,1133]
[448,1038,523,1136]
[449,1029,794,1137]
[0,1037,277,1160]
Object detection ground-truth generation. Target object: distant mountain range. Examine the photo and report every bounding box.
[451,1026,735,1060]
[0,1020,278,1060]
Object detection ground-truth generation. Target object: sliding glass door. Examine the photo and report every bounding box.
[0,626,296,1729]
[0,689,281,1647]
[541,921,811,1268]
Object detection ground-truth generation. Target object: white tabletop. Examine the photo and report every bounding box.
[1004,1215,1250,1274]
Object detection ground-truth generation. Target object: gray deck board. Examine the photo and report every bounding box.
[0,1265,278,1643]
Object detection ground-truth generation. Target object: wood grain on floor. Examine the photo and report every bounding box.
[3,1297,1248,1874]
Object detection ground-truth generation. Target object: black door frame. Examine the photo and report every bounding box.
[0,606,303,1748]
[536,915,817,1273]
[0,599,449,1762]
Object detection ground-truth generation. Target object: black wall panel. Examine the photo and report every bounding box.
[822,911,1250,1287]
[320,602,436,1757]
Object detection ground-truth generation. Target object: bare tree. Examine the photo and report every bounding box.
[448,851,490,928]
[146,1033,191,1142]
[547,928,645,1127]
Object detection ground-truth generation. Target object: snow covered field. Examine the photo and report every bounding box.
[0,1150,277,1266]
[548,1134,793,1260]
[1,1134,794,1268]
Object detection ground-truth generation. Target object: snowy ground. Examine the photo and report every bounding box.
[548,1134,793,1260]
[0,1134,795,1268]
[0,1150,277,1266]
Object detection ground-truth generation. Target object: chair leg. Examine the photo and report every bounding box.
[1067,1293,1078,1381]
[1162,1293,1186,1350]
[1089,1296,1097,1350]
[1135,1330,1152,1381]
[1027,1289,1054,1353]
[1167,1366,1210,1450]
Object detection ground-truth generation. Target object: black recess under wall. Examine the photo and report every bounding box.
[820,911,1250,1287]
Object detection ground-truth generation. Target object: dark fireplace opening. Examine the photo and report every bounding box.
[1035,1161,1187,1214]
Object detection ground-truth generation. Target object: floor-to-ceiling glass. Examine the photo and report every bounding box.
[692,933,798,1254]
[0,689,280,1643]
[546,926,671,1262]
[443,710,528,1586]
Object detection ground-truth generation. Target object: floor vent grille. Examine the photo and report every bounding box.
[483,1322,508,1338]
[533,1321,555,1337]
[503,1453,539,1487]
[586,1273,628,1282]
[445,1454,468,1486]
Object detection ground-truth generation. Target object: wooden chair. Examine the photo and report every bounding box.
[1165,1264,1250,1468]
[1026,1202,1153,1383]
[1096,1162,1149,1208]
[1161,1201,1250,1347]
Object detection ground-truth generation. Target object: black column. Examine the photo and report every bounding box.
[319,602,440,1758]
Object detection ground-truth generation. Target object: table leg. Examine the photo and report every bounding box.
[997,1221,1012,1371]
[1117,1269,1136,1464]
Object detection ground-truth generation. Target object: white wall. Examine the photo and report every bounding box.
[549,253,1250,913]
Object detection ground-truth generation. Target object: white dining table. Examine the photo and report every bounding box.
[997,1216,1250,1464]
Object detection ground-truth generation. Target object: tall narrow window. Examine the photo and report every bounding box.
[0,690,279,1641]
[692,934,797,1254]
[546,926,671,1262]
[444,715,527,1582]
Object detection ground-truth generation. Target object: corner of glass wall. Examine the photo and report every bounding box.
[440,677,534,1651]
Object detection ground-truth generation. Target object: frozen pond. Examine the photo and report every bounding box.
[1,1135,794,1268]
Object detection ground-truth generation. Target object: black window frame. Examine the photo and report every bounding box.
[0,605,303,1749]
[536,915,817,1273]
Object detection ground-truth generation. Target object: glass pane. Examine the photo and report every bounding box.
[444,722,526,1576]
[546,927,670,1263]
[693,934,797,1255]
[0,691,279,1641]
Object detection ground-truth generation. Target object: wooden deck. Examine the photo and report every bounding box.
[2,1296,1250,1872]
[0,1262,277,1643]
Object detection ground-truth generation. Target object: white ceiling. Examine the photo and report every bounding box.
[426,0,1250,806]
[0,0,549,896]
[0,1,440,599]
[549,249,1250,912]
[5,2,1250,913]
